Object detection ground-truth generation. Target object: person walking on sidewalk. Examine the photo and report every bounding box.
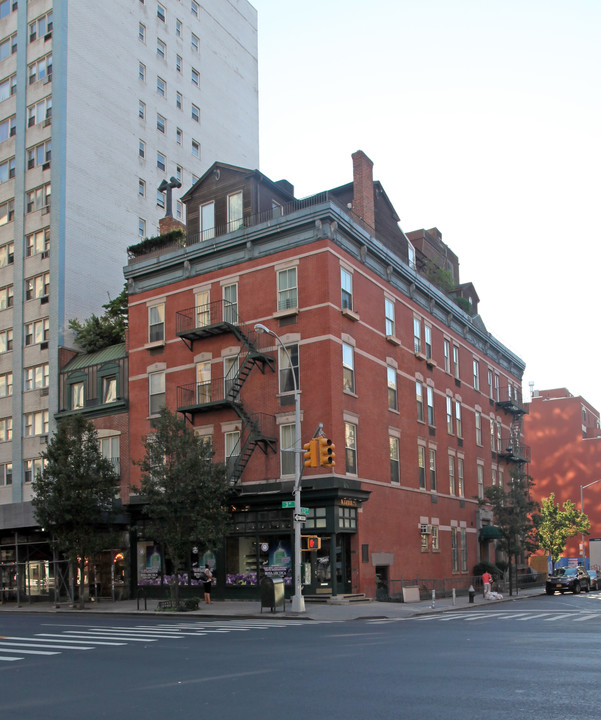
[203,565,213,604]
[482,570,493,597]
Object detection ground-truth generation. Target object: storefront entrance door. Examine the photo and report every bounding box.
[302,536,352,596]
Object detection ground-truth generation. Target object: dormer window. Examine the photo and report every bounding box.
[227,191,243,232]
[103,376,117,404]
[200,201,215,241]
[71,381,84,410]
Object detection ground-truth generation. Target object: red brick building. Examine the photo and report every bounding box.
[124,151,527,599]
[525,388,601,566]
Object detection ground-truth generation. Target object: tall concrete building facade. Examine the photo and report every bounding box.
[0,1,258,555]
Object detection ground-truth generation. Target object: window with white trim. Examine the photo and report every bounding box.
[345,422,357,474]
[70,381,84,410]
[0,327,12,352]
[148,303,165,343]
[475,411,482,445]
[0,370,12,396]
[416,381,424,422]
[448,455,455,495]
[227,191,243,231]
[390,436,400,483]
[429,449,437,491]
[413,317,421,354]
[24,319,48,346]
[342,343,355,393]
[24,364,47,391]
[457,458,464,497]
[341,267,353,310]
[385,297,395,336]
[277,267,297,311]
[387,366,397,410]
[418,445,426,489]
[149,371,165,415]
[24,410,48,436]
[200,201,215,241]
[0,416,11,441]
[280,423,295,476]
[24,458,44,483]
[222,283,238,324]
[427,386,434,425]
[278,344,299,394]
[0,462,11,486]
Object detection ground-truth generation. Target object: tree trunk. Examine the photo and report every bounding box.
[78,556,86,609]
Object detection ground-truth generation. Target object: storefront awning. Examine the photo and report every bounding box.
[479,525,503,541]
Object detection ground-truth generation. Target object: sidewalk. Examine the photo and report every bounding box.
[0,586,544,622]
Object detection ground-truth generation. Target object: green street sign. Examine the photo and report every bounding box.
[281,501,295,508]
[300,507,310,515]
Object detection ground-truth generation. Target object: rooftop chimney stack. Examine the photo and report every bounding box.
[352,150,375,230]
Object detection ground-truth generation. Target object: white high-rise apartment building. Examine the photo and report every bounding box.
[0,1,258,528]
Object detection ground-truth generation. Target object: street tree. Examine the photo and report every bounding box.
[137,408,232,604]
[32,415,118,608]
[481,467,539,595]
[535,493,590,571]
[69,284,128,352]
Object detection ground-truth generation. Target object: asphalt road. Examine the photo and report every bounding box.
[1,593,600,720]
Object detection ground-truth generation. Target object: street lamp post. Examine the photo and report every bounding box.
[254,323,305,613]
[580,478,601,569]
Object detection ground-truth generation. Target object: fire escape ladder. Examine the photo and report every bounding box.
[227,407,277,487]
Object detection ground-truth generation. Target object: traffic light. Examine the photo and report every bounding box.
[301,535,321,551]
[318,437,335,467]
[303,438,318,468]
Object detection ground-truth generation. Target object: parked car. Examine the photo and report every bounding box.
[588,570,600,591]
[545,566,591,595]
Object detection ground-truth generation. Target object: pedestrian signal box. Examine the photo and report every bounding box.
[301,535,321,551]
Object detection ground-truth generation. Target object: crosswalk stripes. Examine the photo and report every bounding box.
[367,609,601,625]
[0,618,328,665]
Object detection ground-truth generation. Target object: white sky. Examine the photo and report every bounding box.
[250,0,601,410]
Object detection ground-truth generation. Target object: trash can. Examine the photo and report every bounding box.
[260,577,286,613]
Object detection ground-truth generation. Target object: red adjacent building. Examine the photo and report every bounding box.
[525,388,601,567]
[124,151,527,599]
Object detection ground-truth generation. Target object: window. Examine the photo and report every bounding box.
[444,340,450,373]
[427,386,434,425]
[196,362,211,403]
[418,446,426,489]
[175,165,182,182]
[429,449,437,491]
[449,455,455,495]
[157,38,166,58]
[176,127,182,144]
[0,74,16,102]
[457,458,464,496]
[0,156,14,182]
[0,462,11,486]
[24,458,44,484]
[223,356,238,400]
[148,303,165,343]
[176,91,182,109]
[139,140,145,158]
[225,431,240,471]
[496,420,502,453]
[0,198,13,225]
[345,422,357,474]
[432,525,440,551]
[0,241,13,266]
[222,283,238,324]
[138,62,146,81]
[461,528,468,572]
[191,67,200,87]
[0,114,16,140]
[446,396,453,434]
[138,179,146,197]
[0,34,15,61]
[176,18,182,37]
[191,104,200,122]
[28,53,53,84]
[139,218,146,237]
[451,528,458,572]
[149,372,165,415]
[477,464,484,499]
[277,267,297,311]
[138,23,146,42]
[0,370,12,396]
[191,139,199,157]
[425,326,432,359]
[176,200,183,220]
[0,416,11,441]
[488,369,493,399]
[24,319,48,346]
[100,436,120,476]
[102,375,117,404]
[413,317,421,354]
[200,202,215,241]
[24,458,44,483]
[342,343,355,393]
[473,359,480,390]
[453,345,460,380]
[24,364,47,391]
[227,191,243,231]
[0,1,12,20]
[455,400,462,437]
[26,185,51,213]
[191,0,199,16]
[490,418,495,451]
[278,344,299,394]
[475,411,482,445]
[157,189,165,208]
[280,424,295,476]
[139,100,145,119]
[157,3,166,22]
[0,284,12,309]
[25,272,49,300]
[387,366,397,410]
[24,410,48,436]
[157,151,166,171]
[157,114,165,133]
[176,54,182,72]
[340,267,353,310]
[195,290,210,327]
[390,436,400,483]
[70,382,84,410]
[416,382,424,422]
[494,374,500,401]
[27,141,52,170]
[385,298,395,336]
[191,32,199,52]
[29,11,53,41]
[156,76,166,96]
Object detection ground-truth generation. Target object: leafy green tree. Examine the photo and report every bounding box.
[32,415,118,608]
[535,493,590,571]
[137,408,232,604]
[481,467,539,596]
[69,284,128,352]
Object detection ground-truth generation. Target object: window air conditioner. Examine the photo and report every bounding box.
[420,524,432,534]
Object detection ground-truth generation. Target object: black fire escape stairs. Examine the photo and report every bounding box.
[496,385,530,464]
[175,300,277,486]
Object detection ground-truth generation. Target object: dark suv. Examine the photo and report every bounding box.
[546,566,591,595]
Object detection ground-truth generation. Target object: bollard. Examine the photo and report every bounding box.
[468,585,475,603]
[452,588,456,606]
[431,589,436,609]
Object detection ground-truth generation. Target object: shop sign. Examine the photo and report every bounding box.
[340,498,358,507]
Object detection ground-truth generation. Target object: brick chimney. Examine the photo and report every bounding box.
[352,150,375,230]
[158,216,186,236]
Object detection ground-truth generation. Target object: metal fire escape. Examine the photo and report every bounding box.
[175,300,277,486]
[496,384,530,464]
